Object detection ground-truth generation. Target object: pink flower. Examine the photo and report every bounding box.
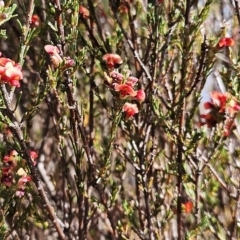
[0,58,23,87]
[16,188,25,197]
[30,151,38,166]
[79,5,90,18]
[17,175,31,186]
[218,37,234,47]
[135,89,146,102]
[114,84,137,98]
[30,151,38,160]
[44,45,63,68]
[44,45,74,69]
[109,71,124,84]
[126,76,138,87]
[123,102,139,118]
[64,57,75,68]
[44,45,60,55]
[15,176,31,197]
[102,53,123,70]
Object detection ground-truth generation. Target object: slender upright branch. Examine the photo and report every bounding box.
[234,0,240,26]
[0,84,66,239]
[109,1,152,82]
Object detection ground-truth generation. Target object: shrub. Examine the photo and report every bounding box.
[0,0,240,239]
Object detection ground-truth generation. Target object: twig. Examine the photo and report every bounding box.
[18,0,35,65]
[87,0,111,53]
[127,2,140,73]
[233,0,240,26]
[203,159,234,199]
[54,0,93,166]
[54,1,95,238]
[109,1,152,82]
[0,84,66,239]
[195,168,202,238]
[185,36,207,98]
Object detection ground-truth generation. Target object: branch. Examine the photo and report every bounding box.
[233,0,240,26]
[0,84,66,239]
[109,1,152,82]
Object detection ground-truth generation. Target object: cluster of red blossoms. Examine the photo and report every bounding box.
[102,53,146,118]
[0,150,38,197]
[200,92,240,136]
[218,37,234,48]
[0,57,23,87]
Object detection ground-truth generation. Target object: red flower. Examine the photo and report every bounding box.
[30,14,41,27]
[207,92,240,115]
[114,83,137,98]
[200,92,240,135]
[199,113,218,128]
[200,92,226,127]
[79,5,90,18]
[210,92,227,112]
[0,58,23,87]
[135,89,146,102]
[102,53,123,70]
[218,37,234,47]
[183,201,193,214]
[123,102,139,118]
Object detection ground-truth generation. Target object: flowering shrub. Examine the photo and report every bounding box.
[0,1,240,240]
